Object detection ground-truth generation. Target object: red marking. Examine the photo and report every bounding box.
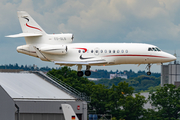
[104,54,168,58]
[72,116,75,120]
[77,105,80,110]
[76,48,87,52]
[26,23,42,31]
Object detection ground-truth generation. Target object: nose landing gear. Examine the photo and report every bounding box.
[146,64,151,75]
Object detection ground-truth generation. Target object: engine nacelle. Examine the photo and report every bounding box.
[39,45,67,55]
[17,44,37,57]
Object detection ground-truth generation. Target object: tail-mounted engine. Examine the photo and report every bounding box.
[39,45,67,55]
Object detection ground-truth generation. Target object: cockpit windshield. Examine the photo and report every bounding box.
[155,47,161,51]
[148,48,152,51]
[152,47,157,51]
[148,47,161,51]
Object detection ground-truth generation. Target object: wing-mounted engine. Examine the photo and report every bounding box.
[39,45,67,55]
[49,33,74,43]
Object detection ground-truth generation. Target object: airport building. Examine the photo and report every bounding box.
[110,73,127,79]
[161,61,180,87]
[0,71,89,120]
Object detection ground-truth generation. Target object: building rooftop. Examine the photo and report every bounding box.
[0,72,75,100]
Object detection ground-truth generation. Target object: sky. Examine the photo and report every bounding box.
[1,0,180,73]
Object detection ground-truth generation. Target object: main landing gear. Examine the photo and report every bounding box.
[77,65,91,77]
[146,64,151,75]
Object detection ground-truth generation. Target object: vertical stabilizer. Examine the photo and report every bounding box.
[17,11,46,35]
[62,104,79,120]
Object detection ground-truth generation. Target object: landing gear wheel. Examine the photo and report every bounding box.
[146,64,152,76]
[147,71,151,76]
[77,71,83,77]
[85,70,91,76]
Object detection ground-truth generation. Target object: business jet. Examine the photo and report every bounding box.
[6,11,176,77]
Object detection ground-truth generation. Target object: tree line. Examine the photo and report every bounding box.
[89,69,160,78]
[0,63,56,71]
[94,75,160,92]
[48,67,180,120]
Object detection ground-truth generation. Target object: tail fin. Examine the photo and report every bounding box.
[17,11,46,35]
[62,104,79,120]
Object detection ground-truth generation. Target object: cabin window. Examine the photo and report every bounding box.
[78,50,81,53]
[113,50,115,53]
[83,50,85,53]
[91,50,93,53]
[109,50,111,53]
[95,50,98,53]
[121,50,124,53]
[117,50,120,53]
[105,50,107,53]
[125,50,128,53]
[101,50,103,53]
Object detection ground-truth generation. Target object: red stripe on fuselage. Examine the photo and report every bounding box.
[76,48,87,52]
[104,54,168,58]
[26,23,42,31]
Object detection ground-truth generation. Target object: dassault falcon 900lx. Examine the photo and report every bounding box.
[6,11,176,77]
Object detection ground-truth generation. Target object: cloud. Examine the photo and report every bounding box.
[3,0,180,43]
[1,0,180,72]
[0,2,18,34]
[42,0,180,44]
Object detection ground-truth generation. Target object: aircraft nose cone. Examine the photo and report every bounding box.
[167,53,176,62]
[162,52,177,63]
[171,55,177,61]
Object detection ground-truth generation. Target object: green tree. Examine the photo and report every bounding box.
[107,82,135,119]
[47,67,149,119]
[119,93,147,120]
[149,84,180,119]
[90,84,109,114]
[48,67,95,96]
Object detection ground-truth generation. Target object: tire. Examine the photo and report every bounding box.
[147,72,151,75]
[77,71,83,77]
[85,70,91,76]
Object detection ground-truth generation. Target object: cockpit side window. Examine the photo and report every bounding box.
[155,47,161,51]
[148,48,153,51]
[152,47,157,51]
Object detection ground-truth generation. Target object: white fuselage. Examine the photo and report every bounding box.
[17,42,176,66]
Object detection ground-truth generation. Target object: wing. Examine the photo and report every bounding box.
[54,60,107,66]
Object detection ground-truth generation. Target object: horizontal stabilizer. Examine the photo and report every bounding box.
[6,33,42,38]
[54,60,107,66]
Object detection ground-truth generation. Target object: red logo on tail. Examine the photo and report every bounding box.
[23,17,42,32]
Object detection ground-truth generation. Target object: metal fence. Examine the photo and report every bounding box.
[32,71,91,102]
